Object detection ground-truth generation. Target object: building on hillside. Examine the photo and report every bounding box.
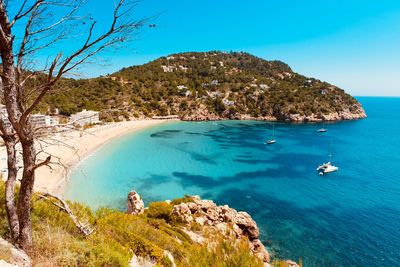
[70,110,100,126]
[161,65,176,73]
[0,107,59,130]
[46,116,59,126]
[223,99,235,107]
[177,85,188,90]
[30,114,59,128]
[211,80,219,86]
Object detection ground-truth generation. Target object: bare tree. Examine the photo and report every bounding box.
[0,0,148,250]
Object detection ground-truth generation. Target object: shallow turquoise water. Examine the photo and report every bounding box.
[65,97,400,266]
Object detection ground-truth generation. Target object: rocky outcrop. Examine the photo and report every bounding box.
[0,237,31,267]
[129,251,176,267]
[126,191,302,266]
[285,260,301,267]
[126,191,145,215]
[172,196,270,264]
[182,105,367,122]
[275,105,367,122]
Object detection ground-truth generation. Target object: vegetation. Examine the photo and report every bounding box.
[0,184,267,266]
[39,51,363,121]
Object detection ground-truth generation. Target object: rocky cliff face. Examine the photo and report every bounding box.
[180,103,367,122]
[126,192,301,267]
[172,196,270,264]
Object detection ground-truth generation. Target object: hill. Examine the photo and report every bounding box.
[41,51,366,122]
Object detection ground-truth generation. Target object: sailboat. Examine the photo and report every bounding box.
[265,123,276,145]
[318,121,327,133]
[317,154,338,175]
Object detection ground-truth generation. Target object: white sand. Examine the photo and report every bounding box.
[0,120,167,194]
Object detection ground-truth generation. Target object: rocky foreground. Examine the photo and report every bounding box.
[0,191,300,266]
[127,191,300,267]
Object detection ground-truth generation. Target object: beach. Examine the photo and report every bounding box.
[0,119,167,194]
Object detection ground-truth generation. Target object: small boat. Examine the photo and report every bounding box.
[317,162,338,175]
[265,123,276,145]
[266,139,276,145]
[317,122,327,133]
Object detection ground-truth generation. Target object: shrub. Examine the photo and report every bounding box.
[170,195,194,205]
[145,202,174,223]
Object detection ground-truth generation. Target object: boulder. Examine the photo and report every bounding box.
[0,237,31,267]
[126,191,145,215]
[234,212,259,240]
[172,203,193,223]
[285,260,301,267]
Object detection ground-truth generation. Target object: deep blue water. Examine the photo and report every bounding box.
[65,97,400,266]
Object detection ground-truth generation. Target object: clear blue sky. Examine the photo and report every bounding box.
[21,0,400,96]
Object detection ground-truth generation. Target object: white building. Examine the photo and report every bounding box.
[211,80,219,86]
[70,110,100,126]
[177,85,188,90]
[161,65,176,73]
[223,99,235,106]
[30,114,47,128]
[30,114,59,128]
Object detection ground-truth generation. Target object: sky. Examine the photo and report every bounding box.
[10,0,400,96]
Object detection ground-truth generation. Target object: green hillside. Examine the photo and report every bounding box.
[41,51,366,122]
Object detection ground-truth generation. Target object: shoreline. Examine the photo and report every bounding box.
[0,120,169,195]
[38,119,170,194]
[0,115,365,196]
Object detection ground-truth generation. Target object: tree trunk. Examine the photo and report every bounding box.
[4,136,20,241]
[16,138,36,250]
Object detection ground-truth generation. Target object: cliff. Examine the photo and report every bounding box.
[41,51,366,122]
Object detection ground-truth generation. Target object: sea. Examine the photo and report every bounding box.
[64,97,400,266]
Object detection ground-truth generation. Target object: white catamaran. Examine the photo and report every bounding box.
[317,154,338,175]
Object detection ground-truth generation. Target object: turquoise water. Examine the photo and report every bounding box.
[65,97,400,266]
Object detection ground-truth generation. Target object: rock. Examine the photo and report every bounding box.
[194,216,207,226]
[129,250,176,267]
[181,101,366,122]
[251,239,270,263]
[0,237,31,267]
[129,254,155,267]
[234,212,259,240]
[126,191,145,215]
[172,203,193,223]
[163,250,176,267]
[0,260,18,267]
[171,197,270,264]
[285,260,301,267]
[181,228,205,243]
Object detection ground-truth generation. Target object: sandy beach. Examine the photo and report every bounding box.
[0,119,167,194]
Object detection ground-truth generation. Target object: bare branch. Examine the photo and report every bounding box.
[38,193,94,236]
[10,0,43,27]
[33,155,51,170]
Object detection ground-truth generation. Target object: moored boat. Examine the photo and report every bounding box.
[317,162,338,175]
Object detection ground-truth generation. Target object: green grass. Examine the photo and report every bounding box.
[0,184,264,266]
